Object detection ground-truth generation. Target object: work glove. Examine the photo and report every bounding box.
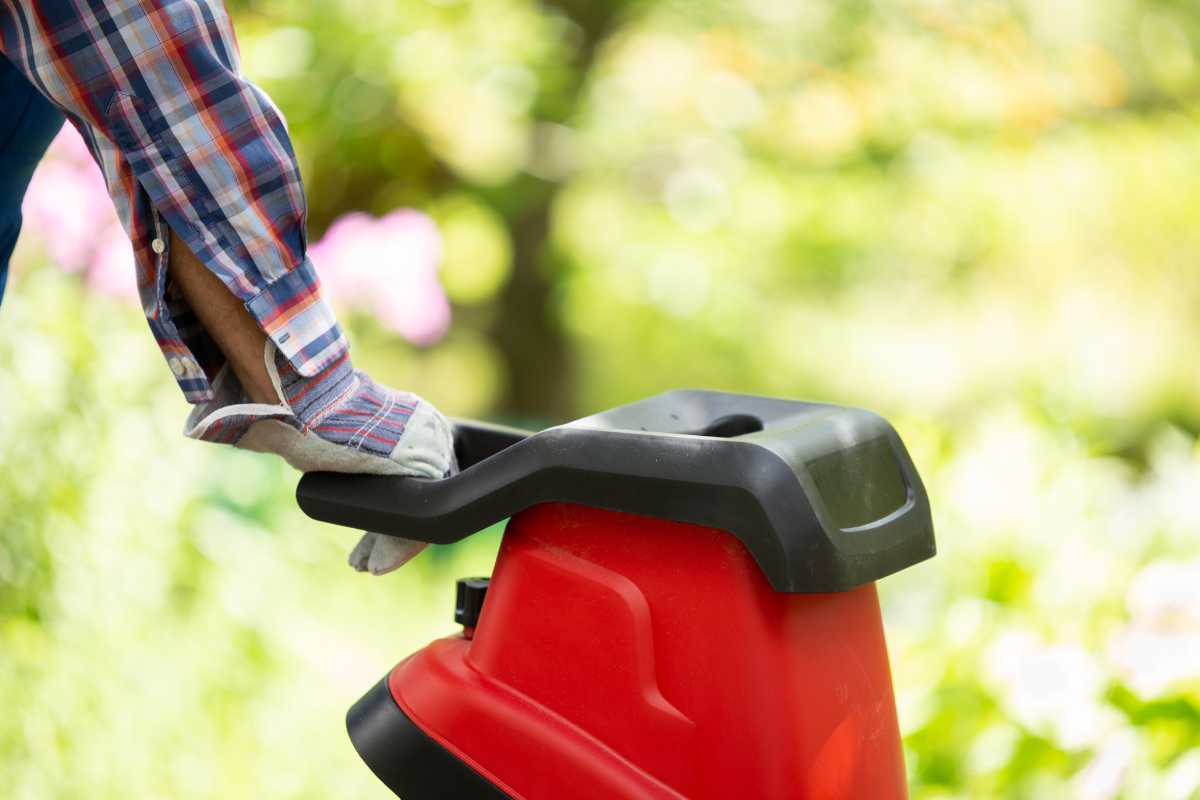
[185,341,457,573]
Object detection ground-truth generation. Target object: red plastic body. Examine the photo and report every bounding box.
[389,502,907,800]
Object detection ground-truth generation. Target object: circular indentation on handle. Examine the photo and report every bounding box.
[689,413,764,438]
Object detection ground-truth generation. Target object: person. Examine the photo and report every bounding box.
[0,53,62,304]
[0,1,454,574]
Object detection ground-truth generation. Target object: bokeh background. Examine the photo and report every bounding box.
[3,0,1200,797]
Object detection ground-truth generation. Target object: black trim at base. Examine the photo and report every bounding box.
[347,677,511,800]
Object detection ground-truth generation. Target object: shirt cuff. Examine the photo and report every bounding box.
[244,257,349,378]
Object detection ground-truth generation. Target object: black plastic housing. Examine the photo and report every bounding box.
[297,390,935,593]
[348,678,510,799]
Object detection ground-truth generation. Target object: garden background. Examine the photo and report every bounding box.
[4,0,1200,797]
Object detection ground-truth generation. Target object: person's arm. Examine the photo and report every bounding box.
[168,230,278,405]
[0,0,453,573]
[3,1,341,399]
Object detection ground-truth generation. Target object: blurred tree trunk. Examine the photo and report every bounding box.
[490,1,631,422]
[494,187,565,420]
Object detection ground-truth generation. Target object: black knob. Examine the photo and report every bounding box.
[455,577,490,629]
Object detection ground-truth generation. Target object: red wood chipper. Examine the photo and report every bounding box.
[298,390,935,799]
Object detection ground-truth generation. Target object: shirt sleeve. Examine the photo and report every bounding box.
[0,0,348,403]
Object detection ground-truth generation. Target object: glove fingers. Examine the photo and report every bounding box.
[348,532,377,572]
[366,535,428,575]
[345,407,454,576]
[389,401,456,479]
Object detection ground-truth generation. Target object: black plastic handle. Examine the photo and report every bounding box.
[296,390,935,593]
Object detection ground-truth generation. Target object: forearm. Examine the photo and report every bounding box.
[167,229,277,405]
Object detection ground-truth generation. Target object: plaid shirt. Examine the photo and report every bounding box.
[0,0,347,403]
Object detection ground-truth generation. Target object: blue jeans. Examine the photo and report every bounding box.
[0,53,64,306]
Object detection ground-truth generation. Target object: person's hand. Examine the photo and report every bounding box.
[346,532,429,575]
[186,341,458,573]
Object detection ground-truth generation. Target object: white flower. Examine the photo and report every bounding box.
[1072,731,1137,800]
[1109,559,1200,698]
[984,631,1118,750]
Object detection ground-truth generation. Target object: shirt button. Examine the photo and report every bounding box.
[170,358,186,377]
[151,238,166,255]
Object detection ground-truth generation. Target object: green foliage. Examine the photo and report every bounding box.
[4,0,1200,797]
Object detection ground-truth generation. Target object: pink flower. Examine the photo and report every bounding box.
[86,224,138,300]
[375,265,452,346]
[22,159,115,271]
[47,123,95,164]
[310,209,451,345]
[22,125,134,304]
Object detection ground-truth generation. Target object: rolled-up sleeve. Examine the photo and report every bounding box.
[0,0,346,403]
